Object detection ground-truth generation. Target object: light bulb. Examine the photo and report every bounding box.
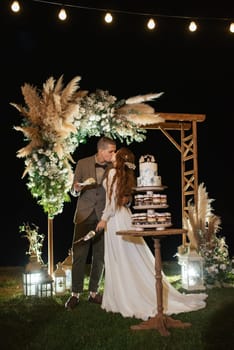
[147,18,156,30]
[229,22,234,33]
[104,12,113,24]
[11,1,20,13]
[58,8,67,21]
[189,21,197,32]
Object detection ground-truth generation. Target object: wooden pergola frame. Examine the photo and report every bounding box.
[47,112,206,276]
[143,112,206,245]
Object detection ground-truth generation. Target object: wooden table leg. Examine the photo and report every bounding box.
[131,238,191,336]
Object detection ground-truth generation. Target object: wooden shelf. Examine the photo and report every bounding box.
[133,186,167,192]
[133,204,169,210]
[117,228,187,237]
[132,223,172,230]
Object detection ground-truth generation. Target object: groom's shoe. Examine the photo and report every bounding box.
[65,295,79,310]
[88,293,102,304]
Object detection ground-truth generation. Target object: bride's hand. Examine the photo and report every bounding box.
[96,220,106,232]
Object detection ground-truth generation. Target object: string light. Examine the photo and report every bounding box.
[8,0,234,35]
[188,21,197,32]
[58,7,67,21]
[10,1,20,13]
[147,18,156,30]
[104,12,113,24]
[229,23,234,33]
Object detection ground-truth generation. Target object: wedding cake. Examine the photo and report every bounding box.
[137,154,162,187]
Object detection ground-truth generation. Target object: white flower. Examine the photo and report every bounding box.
[220,264,227,271]
[200,235,234,285]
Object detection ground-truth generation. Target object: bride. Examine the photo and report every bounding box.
[96,147,207,321]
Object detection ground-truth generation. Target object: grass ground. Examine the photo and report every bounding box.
[0,263,234,350]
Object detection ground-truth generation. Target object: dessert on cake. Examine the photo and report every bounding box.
[132,154,172,229]
[131,211,172,227]
[137,154,162,187]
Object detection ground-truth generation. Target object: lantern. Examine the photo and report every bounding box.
[61,251,72,290]
[37,266,53,297]
[53,262,66,295]
[178,249,205,291]
[23,255,42,296]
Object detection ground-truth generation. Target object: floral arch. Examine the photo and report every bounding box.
[12,75,164,274]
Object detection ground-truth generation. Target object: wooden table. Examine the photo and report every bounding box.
[116,228,191,336]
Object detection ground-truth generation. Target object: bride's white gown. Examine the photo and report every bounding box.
[101,169,207,321]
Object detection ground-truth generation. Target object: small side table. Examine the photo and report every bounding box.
[116,228,191,336]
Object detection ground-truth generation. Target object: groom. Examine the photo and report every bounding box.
[65,136,116,310]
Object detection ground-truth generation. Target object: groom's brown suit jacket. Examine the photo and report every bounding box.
[72,155,108,234]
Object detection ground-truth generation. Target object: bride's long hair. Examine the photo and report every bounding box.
[107,147,136,209]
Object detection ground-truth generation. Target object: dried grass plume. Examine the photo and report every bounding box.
[183,182,222,251]
[116,92,164,126]
[11,75,82,162]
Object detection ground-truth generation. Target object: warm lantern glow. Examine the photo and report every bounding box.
[23,271,41,296]
[53,262,66,295]
[178,250,205,290]
[62,252,72,290]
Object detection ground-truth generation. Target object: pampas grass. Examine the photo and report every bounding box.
[11,75,81,161]
[125,92,164,104]
[183,183,222,250]
[116,99,165,126]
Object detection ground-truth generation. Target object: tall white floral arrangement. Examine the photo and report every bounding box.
[11,76,83,218]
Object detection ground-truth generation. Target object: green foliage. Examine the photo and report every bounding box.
[25,151,73,218]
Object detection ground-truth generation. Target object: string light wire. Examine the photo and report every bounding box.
[11,0,234,33]
[31,0,234,22]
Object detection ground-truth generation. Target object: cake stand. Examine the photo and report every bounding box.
[116,228,191,336]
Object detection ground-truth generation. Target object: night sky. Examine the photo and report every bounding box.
[1,1,234,267]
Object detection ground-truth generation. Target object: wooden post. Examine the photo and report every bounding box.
[48,217,54,276]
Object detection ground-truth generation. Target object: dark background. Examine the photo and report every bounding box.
[1,0,234,267]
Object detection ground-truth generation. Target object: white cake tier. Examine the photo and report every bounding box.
[137,154,163,186]
[137,174,161,187]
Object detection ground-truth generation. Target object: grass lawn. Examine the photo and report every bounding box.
[0,262,234,350]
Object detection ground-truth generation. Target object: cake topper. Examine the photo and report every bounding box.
[139,155,156,163]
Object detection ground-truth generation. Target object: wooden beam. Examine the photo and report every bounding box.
[157,113,206,122]
[144,122,191,130]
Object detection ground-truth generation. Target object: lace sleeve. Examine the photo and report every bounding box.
[101,169,117,221]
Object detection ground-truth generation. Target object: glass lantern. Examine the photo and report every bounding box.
[23,255,42,296]
[178,249,205,291]
[53,262,66,295]
[61,251,72,291]
[37,266,53,297]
